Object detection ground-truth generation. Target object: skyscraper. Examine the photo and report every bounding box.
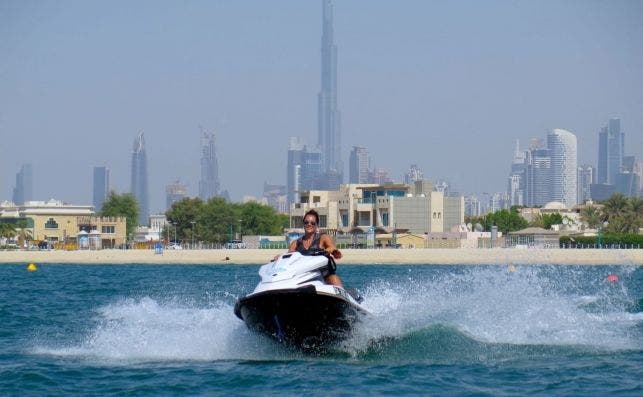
[524,147,551,207]
[404,164,424,185]
[318,0,342,187]
[130,132,149,226]
[199,131,220,201]
[93,166,110,212]
[507,140,526,206]
[577,165,594,204]
[12,163,33,205]
[349,146,370,183]
[286,137,326,206]
[597,118,624,185]
[548,129,577,208]
[287,137,305,206]
[521,129,577,208]
[166,179,188,210]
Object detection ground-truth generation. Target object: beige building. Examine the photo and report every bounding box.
[288,181,465,244]
[0,200,126,248]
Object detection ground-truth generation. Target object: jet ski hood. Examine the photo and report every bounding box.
[255,252,329,284]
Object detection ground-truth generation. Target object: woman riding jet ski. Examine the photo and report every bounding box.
[234,210,368,349]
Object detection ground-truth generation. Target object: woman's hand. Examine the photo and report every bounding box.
[326,248,342,259]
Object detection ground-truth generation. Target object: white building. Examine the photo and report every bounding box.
[548,129,578,208]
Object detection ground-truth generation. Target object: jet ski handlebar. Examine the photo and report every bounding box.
[308,249,338,273]
[309,248,342,260]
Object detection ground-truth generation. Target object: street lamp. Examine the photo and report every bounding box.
[191,221,196,249]
[238,219,243,241]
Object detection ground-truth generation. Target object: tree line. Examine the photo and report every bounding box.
[465,193,642,235]
[100,193,288,244]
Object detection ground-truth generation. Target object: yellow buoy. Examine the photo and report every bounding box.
[508,264,516,273]
[27,263,38,272]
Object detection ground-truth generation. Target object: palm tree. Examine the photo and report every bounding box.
[16,219,32,248]
[629,197,643,218]
[628,197,643,231]
[601,193,629,222]
[0,223,16,239]
[580,205,602,229]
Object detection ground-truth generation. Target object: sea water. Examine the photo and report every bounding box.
[0,263,641,396]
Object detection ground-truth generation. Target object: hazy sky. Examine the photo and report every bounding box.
[2,0,642,213]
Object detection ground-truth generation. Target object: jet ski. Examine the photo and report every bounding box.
[234,250,369,349]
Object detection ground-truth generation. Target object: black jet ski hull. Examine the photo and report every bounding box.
[234,285,365,349]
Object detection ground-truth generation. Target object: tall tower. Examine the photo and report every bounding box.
[318,0,342,187]
[130,132,149,226]
[349,146,370,183]
[577,165,594,204]
[12,163,33,205]
[597,118,624,185]
[93,166,110,212]
[507,140,526,206]
[548,128,578,208]
[166,179,188,210]
[404,164,424,185]
[287,137,305,206]
[199,131,220,201]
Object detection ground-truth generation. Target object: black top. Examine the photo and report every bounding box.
[295,232,323,255]
[294,232,336,276]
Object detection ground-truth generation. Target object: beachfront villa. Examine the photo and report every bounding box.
[288,181,467,248]
[0,199,126,249]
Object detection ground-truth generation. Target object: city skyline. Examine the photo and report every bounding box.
[2,1,642,212]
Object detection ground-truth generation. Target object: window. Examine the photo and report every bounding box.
[101,226,115,234]
[342,214,348,227]
[382,213,389,227]
[313,196,321,203]
[44,218,59,229]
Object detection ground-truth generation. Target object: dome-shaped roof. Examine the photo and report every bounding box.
[543,201,567,210]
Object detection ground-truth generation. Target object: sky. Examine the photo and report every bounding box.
[1,0,642,213]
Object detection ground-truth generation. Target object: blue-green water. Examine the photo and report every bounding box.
[1,263,641,396]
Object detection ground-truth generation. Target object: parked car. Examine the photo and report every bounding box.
[168,243,183,250]
[225,240,246,249]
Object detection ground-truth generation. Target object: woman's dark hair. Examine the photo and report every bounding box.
[303,209,319,224]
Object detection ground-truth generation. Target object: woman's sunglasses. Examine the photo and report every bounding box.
[303,220,316,226]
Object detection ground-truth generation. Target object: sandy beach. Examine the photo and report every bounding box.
[1,248,641,265]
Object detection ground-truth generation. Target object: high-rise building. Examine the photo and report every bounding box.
[370,167,394,184]
[464,195,481,217]
[93,166,110,212]
[404,164,424,184]
[507,140,526,206]
[577,165,594,204]
[130,132,149,226]
[263,183,288,214]
[548,129,577,208]
[616,155,641,197]
[301,146,324,190]
[521,129,577,208]
[349,146,370,183]
[524,148,551,207]
[597,118,624,185]
[166,179,188,210]
[287,137,305,206]
[12,163,33,205]
[318,0,343,188]
[198,131,220,201]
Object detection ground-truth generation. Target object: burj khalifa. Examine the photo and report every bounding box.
[317,0,342,188]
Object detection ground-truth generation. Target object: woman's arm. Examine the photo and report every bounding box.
[319,235,342,259]
[287,239,297,252]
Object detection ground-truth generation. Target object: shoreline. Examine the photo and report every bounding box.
[1,248,642,265]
